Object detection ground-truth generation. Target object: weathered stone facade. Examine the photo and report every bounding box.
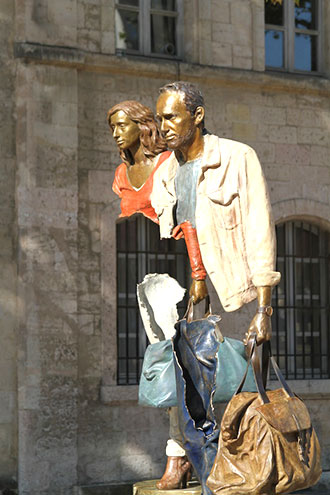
[0,0,330,493]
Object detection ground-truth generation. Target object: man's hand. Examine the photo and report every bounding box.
[244,311,272,346]
[189,279,208,305]
[244,286,272,346]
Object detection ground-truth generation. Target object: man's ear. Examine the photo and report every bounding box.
[194,106,205,127]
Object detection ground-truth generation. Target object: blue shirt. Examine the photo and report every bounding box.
[174,158,202,228]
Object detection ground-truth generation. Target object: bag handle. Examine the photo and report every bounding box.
[184,295,212,323]
[235,334,295,404]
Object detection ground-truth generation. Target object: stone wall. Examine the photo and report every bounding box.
[15,63,79,493]
[0,0,18,490]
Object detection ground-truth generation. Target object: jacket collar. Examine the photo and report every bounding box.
[163,134,231,183]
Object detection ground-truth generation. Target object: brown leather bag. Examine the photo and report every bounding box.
[207,337,322,495]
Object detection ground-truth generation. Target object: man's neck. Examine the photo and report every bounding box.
[176,129,204,163]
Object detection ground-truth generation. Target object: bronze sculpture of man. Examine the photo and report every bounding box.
[151,81,281,345]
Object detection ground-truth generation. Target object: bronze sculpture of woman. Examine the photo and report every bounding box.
[108,100,171,222]
[108,100,192,490]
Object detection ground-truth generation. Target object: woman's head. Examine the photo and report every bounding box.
[107,100,167,164]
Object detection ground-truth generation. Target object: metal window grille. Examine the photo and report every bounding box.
[272,221,330,379]
[117,215,190,385]
[115,0,183,59]
[265,0,322,73]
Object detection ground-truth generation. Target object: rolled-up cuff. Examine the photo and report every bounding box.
[252,270,281,287]
[166,439,186,457]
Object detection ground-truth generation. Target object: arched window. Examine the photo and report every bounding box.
[272,220,330,379]
[116,215,190,384]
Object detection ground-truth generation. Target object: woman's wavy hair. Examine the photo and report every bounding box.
[107,100,167,164]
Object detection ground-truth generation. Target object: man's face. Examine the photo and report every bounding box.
[156,91,196,151]
[109,110,140,150]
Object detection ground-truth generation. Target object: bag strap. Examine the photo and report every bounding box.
[235,334,295,404]
[184,295,212,323]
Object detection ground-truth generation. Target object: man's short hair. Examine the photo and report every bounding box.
[159,81,205,118]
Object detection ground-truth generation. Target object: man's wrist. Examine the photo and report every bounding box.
[257,305,273,316]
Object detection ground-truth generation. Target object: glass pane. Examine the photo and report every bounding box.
[115,9,139,51]
[117,0,139,6]
[151,0,176,10]
[265,0,283,25]
[295,0,317,30]
[151,14,176,55]
[265,30,284,68]
[294,33,317,71]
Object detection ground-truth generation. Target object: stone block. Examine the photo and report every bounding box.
[198,0,211,20]
[254,142,275,164]
[212,22,233,44]
[200,19,212,41]
[78,314,95,335]
[287,108,322,128]
[119,454,153,482]
[231,0,251,26]
[233,56,252,70]
[88,170,116,204]
[232,122,257,142]
[52,102,77,127]
[199,39,213,66]
[310,145,330,167]
[78,334,102,377]
[275,144,311,166]
[78,28,101,52]
[226,103,250,123]
[34,122,78,149]
[251,106,286,126]
[101,31,115,54]
[211,0,230,24]
[17,188,78,229]
[0,392,15,423]
[35,144,77,188]
[265,125,298,144]
[84,3,101,31]
[233,44,252,58]
[212,41,232,67]
[297,127,328,146]
[84,458,122,484]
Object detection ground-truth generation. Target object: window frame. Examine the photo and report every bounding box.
[265,0,323,74]
[116,215,190,385]
[272,220,330,380]
[115,0,184,60]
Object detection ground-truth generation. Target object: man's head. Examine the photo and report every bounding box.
[156,82,205,152]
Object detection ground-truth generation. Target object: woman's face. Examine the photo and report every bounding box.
[110,110,140,150]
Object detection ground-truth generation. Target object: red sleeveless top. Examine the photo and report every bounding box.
[112,151,172,222]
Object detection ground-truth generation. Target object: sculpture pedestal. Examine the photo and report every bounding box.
[133,479,202,495]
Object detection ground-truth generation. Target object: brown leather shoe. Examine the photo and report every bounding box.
[156,455,192,490]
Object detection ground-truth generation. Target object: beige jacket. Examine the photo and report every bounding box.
[151,134,281,312]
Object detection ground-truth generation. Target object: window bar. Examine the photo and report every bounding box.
[292,222,297,379]
[125,219,130,384]
[327,232,330,378]
[309,222,314,378]
[275,269,279,364]
[283,224,288,378]
[315,225,321,379]
[301,222,305,378]
[135,217,140,383]
[116,224,120,384]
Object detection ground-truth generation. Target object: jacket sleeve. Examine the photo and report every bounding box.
[150,167,176,239]
[179,222,207,280]
[239,148,281,288]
